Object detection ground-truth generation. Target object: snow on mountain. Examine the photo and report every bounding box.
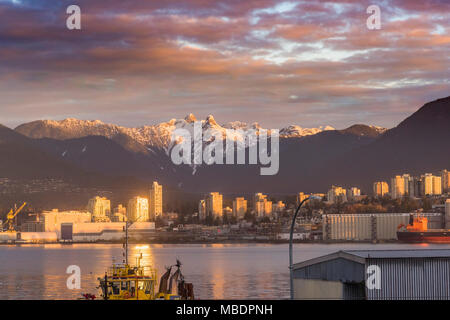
[279,125,335,138]
[370,125,388,134]
[15,115,348,152]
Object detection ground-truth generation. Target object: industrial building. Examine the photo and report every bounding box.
[293,249,450,300]
[322,213,442,241]
[0,208,155,243]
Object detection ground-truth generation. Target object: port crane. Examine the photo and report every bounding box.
[2,202,27,232]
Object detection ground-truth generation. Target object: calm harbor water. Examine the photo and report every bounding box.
[1,243,449,300]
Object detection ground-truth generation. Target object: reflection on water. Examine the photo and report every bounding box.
[1,243,450,300]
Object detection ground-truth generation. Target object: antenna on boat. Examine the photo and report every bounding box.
[123,219,130,265]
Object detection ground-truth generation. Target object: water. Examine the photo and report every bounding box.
[1,243,449,300]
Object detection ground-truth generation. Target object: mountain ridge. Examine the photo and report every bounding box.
[6,96,450,194]
[14,115,349,148]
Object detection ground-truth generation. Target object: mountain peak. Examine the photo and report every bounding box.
[279,124,335,138]
[339,124,387,137]
[184,113,197,123]
[205,115,217,126]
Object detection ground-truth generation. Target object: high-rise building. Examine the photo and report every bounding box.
[407,177,417,198]
[87,196,111,222]
[264,200,273,216]
[206,192,223,219]
[440,169,450,193]
[420,173,442,196]
[198,200,206,221]
[422,173,433,196]
[402,174,412,197]
[390,175,406,199]
[373,181,389,198]
[149,181,163,220]
[127,197,149,222]
[253,193,272,217]
[327,186,347,204]
[347,187,361,201]
[232,197,247,219]
[432,176,442,195]
[412,176,423,198]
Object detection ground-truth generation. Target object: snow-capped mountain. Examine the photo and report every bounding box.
[279,125,335,137]
[14,115,341,151]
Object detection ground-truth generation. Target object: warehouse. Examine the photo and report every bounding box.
[322,213,442,241]
[293,249,450,300]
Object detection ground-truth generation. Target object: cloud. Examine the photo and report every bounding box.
[0,0,449,129]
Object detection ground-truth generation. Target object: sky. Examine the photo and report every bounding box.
[0,0,449,130]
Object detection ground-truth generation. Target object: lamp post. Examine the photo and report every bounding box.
[289,195,320,300]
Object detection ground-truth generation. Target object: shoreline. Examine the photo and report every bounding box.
[0,239,406,245]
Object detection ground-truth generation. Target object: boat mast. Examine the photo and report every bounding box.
[123,220,129,265]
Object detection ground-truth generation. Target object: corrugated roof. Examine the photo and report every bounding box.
[293,249,450,270]
[344,249,450,259]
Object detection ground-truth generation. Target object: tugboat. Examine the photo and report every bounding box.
[397,214,450,244]
[84,222,195,300]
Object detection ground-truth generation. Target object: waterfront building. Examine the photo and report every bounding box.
[373,181,389,198]
[322,213,442,241]
[127,197,149,222]
[149,181,163,219]
[327,186,347,204]
[293,249,450,300]
[206,192,223,219]
[87,196,111,222]
[232,197,247,219]
[42,209,91,234]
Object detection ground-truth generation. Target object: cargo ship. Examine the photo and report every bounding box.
[397,214,450,243]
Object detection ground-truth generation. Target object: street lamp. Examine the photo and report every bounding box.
[289,195,321,300]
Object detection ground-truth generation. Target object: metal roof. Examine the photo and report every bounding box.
[344,249,450,259]
[293,249,450,270]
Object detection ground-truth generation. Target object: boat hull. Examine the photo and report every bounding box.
[397,230,450,244]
